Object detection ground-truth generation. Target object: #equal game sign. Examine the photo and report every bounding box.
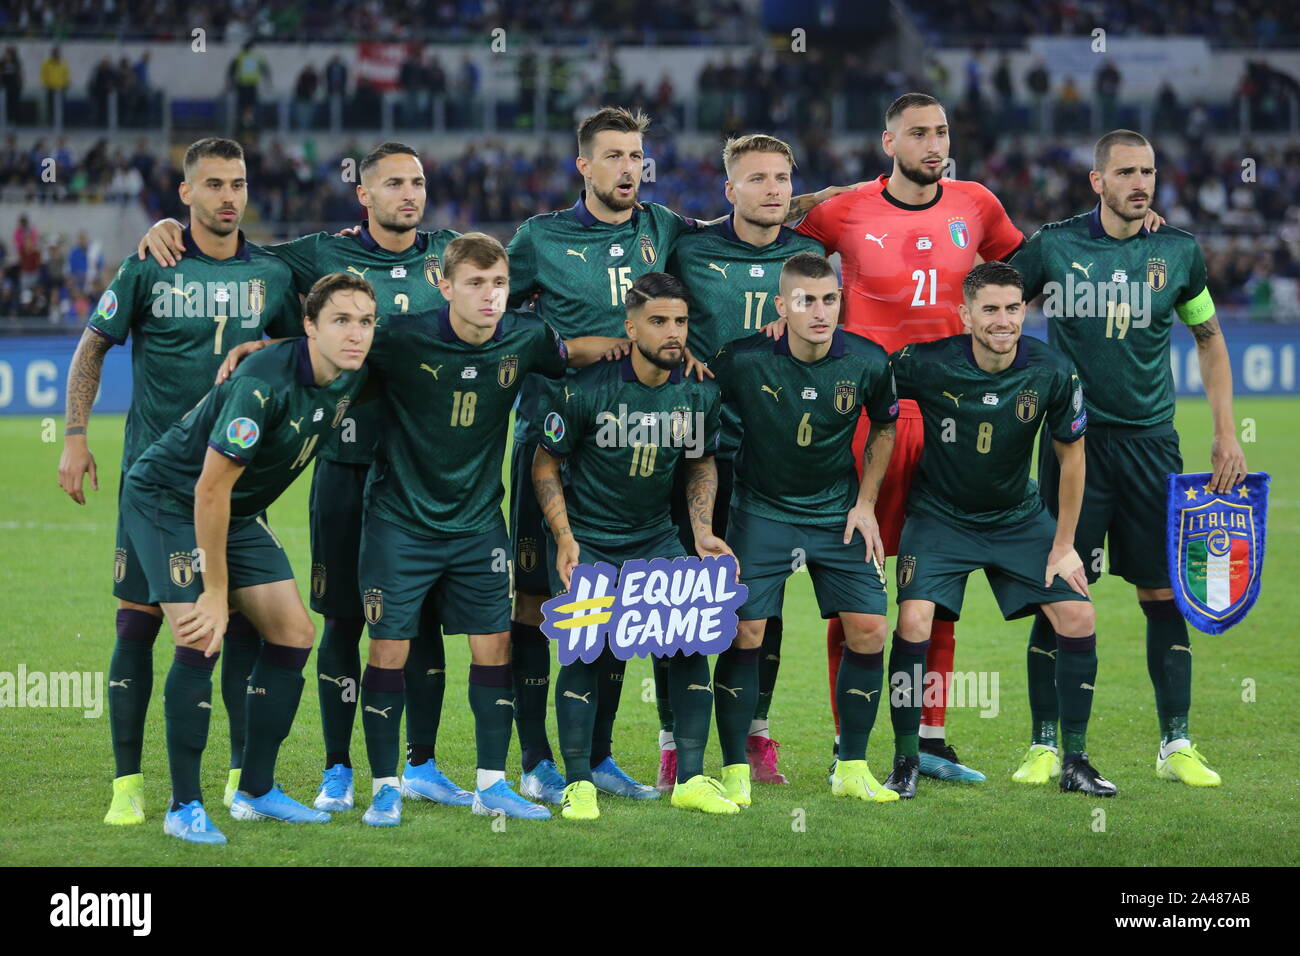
[1167,472,1271,635]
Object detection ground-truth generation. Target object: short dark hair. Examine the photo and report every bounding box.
[577,106,650,157]
[885,92,943,127]
[304,273,375,323]
[359,141,419,179]
[962,261,1023,303]
[625,272,690,313]
[183,137,244,180]
[780,251,836,289]
[1093,129,1151,173]
[443,232,508,280]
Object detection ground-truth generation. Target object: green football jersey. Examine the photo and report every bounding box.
[538,355,722,543]
[891,334,1086,528]
[88,228,302,469]
[1010,206,1214,427]
[507,194,697,442]
[126,338,366,520]
[266,223,460,463]
[365,307,570,536]
[711,329,898,527]
[666,216,825,459]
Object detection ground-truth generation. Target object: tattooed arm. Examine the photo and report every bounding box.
[845,422,894,565]
[532,445,580,589]
[1189,317,1246,492]
[785,182,868,224]
[58,328,113,504]
[684,456,735,563]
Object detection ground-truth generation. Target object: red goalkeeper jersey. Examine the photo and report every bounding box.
[797,175,1024,355]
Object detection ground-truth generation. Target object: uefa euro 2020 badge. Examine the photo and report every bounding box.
[540,555,748,665]
[1166,472,1270,634]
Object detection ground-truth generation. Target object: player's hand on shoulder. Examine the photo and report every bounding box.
[1143,208,1165,232]
[138,217,185,268]
[683,347,714,380]
[761,317,786,340]
[216,338,271,384]
[601,339,632,362]
[1209,433,1247,493]
[57,438,98,505]
[333,225,361,238]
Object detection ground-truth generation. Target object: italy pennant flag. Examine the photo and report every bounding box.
[1166,472,1270,634]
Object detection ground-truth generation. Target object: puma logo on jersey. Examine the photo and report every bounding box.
[1171,645,1192,653]
[708,262,730,279]
[288,417,303,433]
[847,688,878,701]
[109,679,131,689]
[716,683,741,698]
[319,673,346,686]
[942,391,963,407]
[168,285,195,301]
[1080,683,1095,691]
[562,385,573,402]
[346,265,370,278]
[565,247,588,263]
[1029,646,1057,660]
[760,385,782,402]
[687,683,712,693]
[563,690,592,703]
[253,389,269,408]
[364,705,392,718]
[1070,261,1093,279]
[864,233,888,248]
[419,363,443,380]
[495,698,515,707]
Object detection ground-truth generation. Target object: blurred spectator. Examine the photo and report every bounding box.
[65,232,103,294]
[325,55,348,99]
[1094,59,1121,129]
[40,45,69,123]
[229,40,270,128]
[293,63,319,129]
[14,214,41,291]
[0,47,22,117]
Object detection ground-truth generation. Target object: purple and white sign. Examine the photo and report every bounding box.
[541,555,748,666]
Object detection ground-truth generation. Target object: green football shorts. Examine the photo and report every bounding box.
[895,505,1090,621]
[359,513,512,638]
[1038,422,1181,589]
[119,485,293,606]
[729,507,887,621]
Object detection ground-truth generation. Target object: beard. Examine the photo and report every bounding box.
[972,326,1019,355]
[197,207,240,236]
[738,201,787,230]
[592,179,639,212]
[637,340,681,371]
[372,206,421,232]
[1102,184,1149,222]
[896,154,944,188]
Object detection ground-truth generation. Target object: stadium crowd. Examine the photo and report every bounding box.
[4,129,1297,327]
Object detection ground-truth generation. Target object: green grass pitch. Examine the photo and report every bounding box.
[1,398,1296,866]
